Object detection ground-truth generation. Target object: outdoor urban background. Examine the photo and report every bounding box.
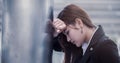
[0,0,120,63]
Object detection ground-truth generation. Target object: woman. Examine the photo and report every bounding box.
[52,4,120,63]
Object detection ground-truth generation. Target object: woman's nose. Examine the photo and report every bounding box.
[67,36,71,42]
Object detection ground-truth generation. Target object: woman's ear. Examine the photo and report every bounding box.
[75,18,83,28]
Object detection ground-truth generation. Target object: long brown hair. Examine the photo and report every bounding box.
[58,33,83,63]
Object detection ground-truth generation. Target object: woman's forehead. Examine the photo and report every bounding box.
[67,24,76,29]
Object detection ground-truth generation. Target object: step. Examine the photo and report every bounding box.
[54,10,120,18]
[92,18,120,24]
[54,0,120,5]
[54,3,120,11]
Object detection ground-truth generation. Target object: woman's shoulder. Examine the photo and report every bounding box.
[94,37,120,63]
[95,36,118,54]
[98,37,117,48]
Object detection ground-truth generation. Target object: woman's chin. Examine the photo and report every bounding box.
[72,41,81,47]
[75,43,81,47]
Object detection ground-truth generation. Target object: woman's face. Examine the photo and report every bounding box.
[63,24,85,47]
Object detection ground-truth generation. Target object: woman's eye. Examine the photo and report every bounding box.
[63,29,69,35]
[66,30,69,35]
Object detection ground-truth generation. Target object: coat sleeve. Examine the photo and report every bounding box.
[47,21,62,52]
[96,39,120,63]
[52,35,62,52]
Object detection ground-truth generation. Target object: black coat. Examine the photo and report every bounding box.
[53,25,120,63]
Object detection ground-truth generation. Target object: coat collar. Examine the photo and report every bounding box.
[90,25,105,46]
[82,26,98,55]
[79,25,106,63]
[84,25,105,54]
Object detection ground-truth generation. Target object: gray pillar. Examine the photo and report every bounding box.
[2,0,53,63]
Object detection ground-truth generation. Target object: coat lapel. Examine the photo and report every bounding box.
[79,25,106,63]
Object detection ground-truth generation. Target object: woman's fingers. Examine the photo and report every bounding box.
[53,19,66,33]
[53,19,64,27]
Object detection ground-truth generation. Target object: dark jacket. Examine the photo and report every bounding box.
[53,25,120,63]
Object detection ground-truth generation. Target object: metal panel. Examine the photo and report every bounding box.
[2,0,53,63]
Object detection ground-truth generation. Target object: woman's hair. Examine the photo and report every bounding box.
[58,33,83,63]
[58,4,95,28]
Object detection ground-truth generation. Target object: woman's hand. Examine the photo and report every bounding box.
[52,19,66,37]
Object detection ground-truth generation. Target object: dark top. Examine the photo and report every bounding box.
[53,25,120,63]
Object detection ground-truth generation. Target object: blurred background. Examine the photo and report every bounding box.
[0,0,120,63]
[0,0,2,63]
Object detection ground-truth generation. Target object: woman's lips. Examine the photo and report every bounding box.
[72,41,75,44]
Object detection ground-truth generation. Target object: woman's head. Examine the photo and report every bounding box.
[58,4,95,47]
